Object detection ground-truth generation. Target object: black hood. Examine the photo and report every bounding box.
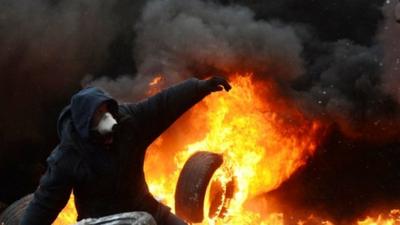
[57,87,118,141]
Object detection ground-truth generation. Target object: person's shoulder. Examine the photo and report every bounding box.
[47,144,80,170]
[118,103,138,116]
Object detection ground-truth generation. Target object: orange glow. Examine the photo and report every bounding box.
[149,75,163,86]
[53,194,77,225]
[147,75,164,96]
[144,73,324,224]
[357,210,400,225]
[52,73,398,225]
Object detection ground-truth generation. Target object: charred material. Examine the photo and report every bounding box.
[0,194,33,225]
[175,151,223,223]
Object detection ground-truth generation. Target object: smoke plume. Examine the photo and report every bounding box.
[90,0,400,141]
[90,0,305,101]
[0,0,145,203]
[381,1,400,103]
[2,0,400,221]
[88,0,400,221]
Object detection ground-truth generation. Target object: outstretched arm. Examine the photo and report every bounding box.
[119,76,231,144]
[20,158,73,225]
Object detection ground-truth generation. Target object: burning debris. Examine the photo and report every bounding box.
[175,151,225,223]
[1,0,400,224]
[357,209,400,225]
[46,75,399,225]
[144,74,324,225]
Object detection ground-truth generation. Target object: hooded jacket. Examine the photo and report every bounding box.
[20,78,211,225]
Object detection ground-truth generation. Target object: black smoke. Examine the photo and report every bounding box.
[0,0,146,203]
[1,0,400,223]
[91,0,400,141]
[228,0,384,46]
[265,128,400,223]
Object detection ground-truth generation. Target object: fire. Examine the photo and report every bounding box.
[52,73,324,224]
[53,194,76,225]
[357,210,400,225]
[144,73,324,224]
[147,75,164,96]
[52,73,398,225]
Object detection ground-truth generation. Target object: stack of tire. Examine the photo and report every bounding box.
[0,194,33,225]
[0,151,227,225]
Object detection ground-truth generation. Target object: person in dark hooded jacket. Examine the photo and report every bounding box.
[20,76,231,225]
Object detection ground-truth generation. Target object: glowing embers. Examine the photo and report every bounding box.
[357,209,400,225]
[206,163,237,221]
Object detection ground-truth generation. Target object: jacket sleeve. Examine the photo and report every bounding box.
[20,154,73,225]
[119,78,211,144]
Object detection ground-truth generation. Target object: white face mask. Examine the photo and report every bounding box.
[95,112,117,135]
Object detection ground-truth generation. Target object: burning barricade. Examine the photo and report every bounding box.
[1,74,399,225]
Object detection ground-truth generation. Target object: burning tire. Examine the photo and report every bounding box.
[1,152,235,225]
[175,151,236,223]
[0,194,33,225]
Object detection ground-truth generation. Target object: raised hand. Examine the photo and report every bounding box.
[200,76,232,92]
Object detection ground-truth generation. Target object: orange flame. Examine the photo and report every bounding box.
[52,73,398,225]
[53,194,76,225]
[147,75,164,96]
[144,73,324,224]
[356,210,400,225]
